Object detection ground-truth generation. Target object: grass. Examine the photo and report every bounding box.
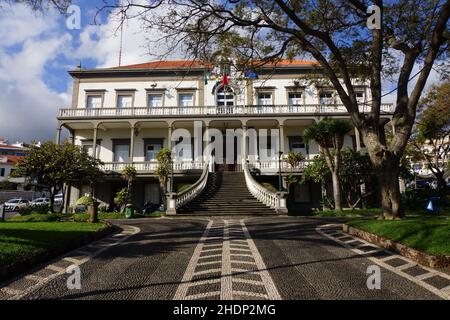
[347,216,450,256]
[0,221,107,273]
[294,208,381,217]
[7,211,165,223]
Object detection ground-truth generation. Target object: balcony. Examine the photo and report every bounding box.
[100,160,311,174]
[101,161,205,173]
[58,104,394,120]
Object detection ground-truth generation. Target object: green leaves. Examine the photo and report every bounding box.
[14,141,105,190]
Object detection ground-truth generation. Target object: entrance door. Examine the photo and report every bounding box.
[216,132,238,172]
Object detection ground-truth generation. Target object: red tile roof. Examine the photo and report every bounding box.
[0,155,23,164]
[111,59,317,70]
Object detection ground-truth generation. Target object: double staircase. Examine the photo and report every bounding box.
[180,172,277,215]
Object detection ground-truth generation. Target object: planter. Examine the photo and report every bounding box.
[87,201,99,223]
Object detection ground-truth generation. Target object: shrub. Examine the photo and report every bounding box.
[16,203,51,215]
[76,196,94,206]
[114,188,131,212]
[0,180,19,190]
[98,203,109,213]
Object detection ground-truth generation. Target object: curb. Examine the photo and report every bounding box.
[0,223,118,282]
[343,224,450,270]
[0,224,140,300]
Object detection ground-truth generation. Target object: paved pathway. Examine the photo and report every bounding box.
[0,216,448,300]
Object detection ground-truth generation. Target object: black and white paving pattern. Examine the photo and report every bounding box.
[0,216,447,300]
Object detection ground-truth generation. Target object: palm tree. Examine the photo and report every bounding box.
[304,120,352,211]
[155,148,172,207]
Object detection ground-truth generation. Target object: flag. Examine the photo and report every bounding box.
[222,74,229,86]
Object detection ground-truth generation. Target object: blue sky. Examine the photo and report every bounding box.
[0,1,443,144]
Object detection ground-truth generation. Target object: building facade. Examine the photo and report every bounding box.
[0,139,31,183]
[57,60,394,212]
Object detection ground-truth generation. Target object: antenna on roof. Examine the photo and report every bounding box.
[118,0,125,67]
[76,61,82,69]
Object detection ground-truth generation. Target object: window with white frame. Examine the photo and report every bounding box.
[319,91,334,105]
[288,92,303,105]
[289,136,306,153]
[117,94,133,109]
[113,142,130,162]
[86,95,102,109]
[179,93,194,108]
[82,141,101,158]
[258,92,272,105]
[148,94,163,108]
[355,91,365,103]
[144,139,163,161]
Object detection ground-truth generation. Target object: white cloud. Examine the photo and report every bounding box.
[0,3,71,143]
[73,3,182,68]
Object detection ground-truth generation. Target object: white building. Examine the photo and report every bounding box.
[57,60,394,213]
[0,140,29,183]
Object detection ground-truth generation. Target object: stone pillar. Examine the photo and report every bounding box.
[130,125,135,163]
[56,127,62,145]
[242,125,248,164]
[168,125,173,150]
[355,127,361,151]
[279,124,285,155]
[92,127,98,158]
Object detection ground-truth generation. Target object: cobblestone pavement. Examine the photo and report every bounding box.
[0,216,446,300]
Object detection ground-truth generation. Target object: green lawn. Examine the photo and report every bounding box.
[292,208,380,217]
[0,222,107,274]
[347,217,450,256]
[7,211,165,223]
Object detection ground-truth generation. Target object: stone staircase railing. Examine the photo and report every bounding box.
[166,162,209,215]
[243,163,288,214]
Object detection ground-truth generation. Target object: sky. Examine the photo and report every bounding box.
[0,1,444,144]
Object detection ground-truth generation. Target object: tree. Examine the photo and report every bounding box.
[122,165,137,195]
[410,82,450,190]
[101,0,450,219]
[303,149,375,209]
[0,0,72,11]
[155,148,172,207]
[283,151,303,198]
[13,142,104,213]
[304,120,352,211]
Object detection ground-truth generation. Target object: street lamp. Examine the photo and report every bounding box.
[278,151,284,192]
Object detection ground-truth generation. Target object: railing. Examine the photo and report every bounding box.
[166,162,209,215]
[101,161,204,173]
[247,160,312,173]
[59,103,394,118]
[243,163,287,214]
[175,162,209,209]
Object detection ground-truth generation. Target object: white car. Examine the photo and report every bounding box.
[30,198,50,205]
[3,199,29,212]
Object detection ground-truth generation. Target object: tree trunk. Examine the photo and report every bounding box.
[375,164,403,220]
[331,171,342,211]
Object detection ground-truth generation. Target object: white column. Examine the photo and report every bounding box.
[92,127,98,158]
[279,124,285,155]
[242,125,248,164]
[355,127,361,151]
[56,127,62,145]
[130,125,135,163]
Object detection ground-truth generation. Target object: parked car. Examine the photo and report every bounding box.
[4,199,29,212]
[30,198,50,205]
[54,193,63,205]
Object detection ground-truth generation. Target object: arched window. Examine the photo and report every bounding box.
[216,85,234,108]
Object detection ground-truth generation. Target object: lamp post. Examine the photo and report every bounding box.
[278,151,284,192]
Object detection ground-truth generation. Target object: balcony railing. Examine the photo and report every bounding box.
[101,160,311,174]
[247,160,312,173]
[59,104,394,118]
[101,161,205,173]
